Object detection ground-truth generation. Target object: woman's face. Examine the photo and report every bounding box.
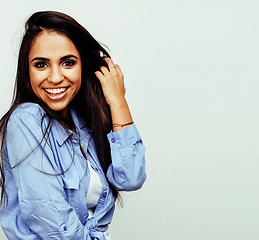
[28,31,82,114]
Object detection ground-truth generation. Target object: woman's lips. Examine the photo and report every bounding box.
[43,87,69,100]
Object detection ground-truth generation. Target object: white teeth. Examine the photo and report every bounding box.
[45,88,67,94]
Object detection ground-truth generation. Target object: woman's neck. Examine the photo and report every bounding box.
[60,107,76,132]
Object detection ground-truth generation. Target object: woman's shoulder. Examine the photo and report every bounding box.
[10,102,45,120]
[8,103,47,130]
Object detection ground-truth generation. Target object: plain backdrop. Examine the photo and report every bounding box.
[1,0,259,239]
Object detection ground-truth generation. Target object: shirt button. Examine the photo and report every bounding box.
[111,138,115,143]
[64,226,67,231]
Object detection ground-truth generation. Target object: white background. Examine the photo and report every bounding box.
[1,0,259,239]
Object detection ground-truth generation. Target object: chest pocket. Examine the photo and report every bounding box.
[63,175,80,189]
[62,175,80,211]
[62,174,88,223]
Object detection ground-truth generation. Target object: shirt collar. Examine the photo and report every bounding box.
[53,106,93,146]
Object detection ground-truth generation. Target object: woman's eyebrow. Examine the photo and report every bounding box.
[60,55,79,61]
[31,57,49,62]
[31,55,79,63]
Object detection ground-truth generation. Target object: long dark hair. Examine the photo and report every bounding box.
[0,11,116,205]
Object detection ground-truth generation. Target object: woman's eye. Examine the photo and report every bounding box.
[34,62,48,68]
[62,60,75,67]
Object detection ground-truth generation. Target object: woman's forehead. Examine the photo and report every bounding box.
[29,31,80,60]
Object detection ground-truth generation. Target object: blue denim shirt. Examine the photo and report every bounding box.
[0,103,146,240]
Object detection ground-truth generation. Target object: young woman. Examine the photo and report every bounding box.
[0,11,146,239]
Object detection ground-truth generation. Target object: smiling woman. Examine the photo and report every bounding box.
[29,31,82,114]
[0,11,146,240]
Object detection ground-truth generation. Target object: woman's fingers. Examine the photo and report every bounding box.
[99,59,123,81]
[103,57,115,71]
[95,71,104,82]
[95,57,125,105]
[100,66,110,76]
[101,57,123,76]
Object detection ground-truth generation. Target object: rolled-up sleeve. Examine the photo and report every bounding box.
[5,108,93,240]
[106,123,147,191]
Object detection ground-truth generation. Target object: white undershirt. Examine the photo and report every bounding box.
[86,161,102,209]
[86,161,111,240]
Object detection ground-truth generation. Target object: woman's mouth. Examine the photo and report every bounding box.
[43,87,69,100]
[44,87,68,94]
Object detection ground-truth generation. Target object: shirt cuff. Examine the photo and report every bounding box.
[107,123,142,149]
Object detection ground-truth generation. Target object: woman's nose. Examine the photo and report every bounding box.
[48,66,64,84]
